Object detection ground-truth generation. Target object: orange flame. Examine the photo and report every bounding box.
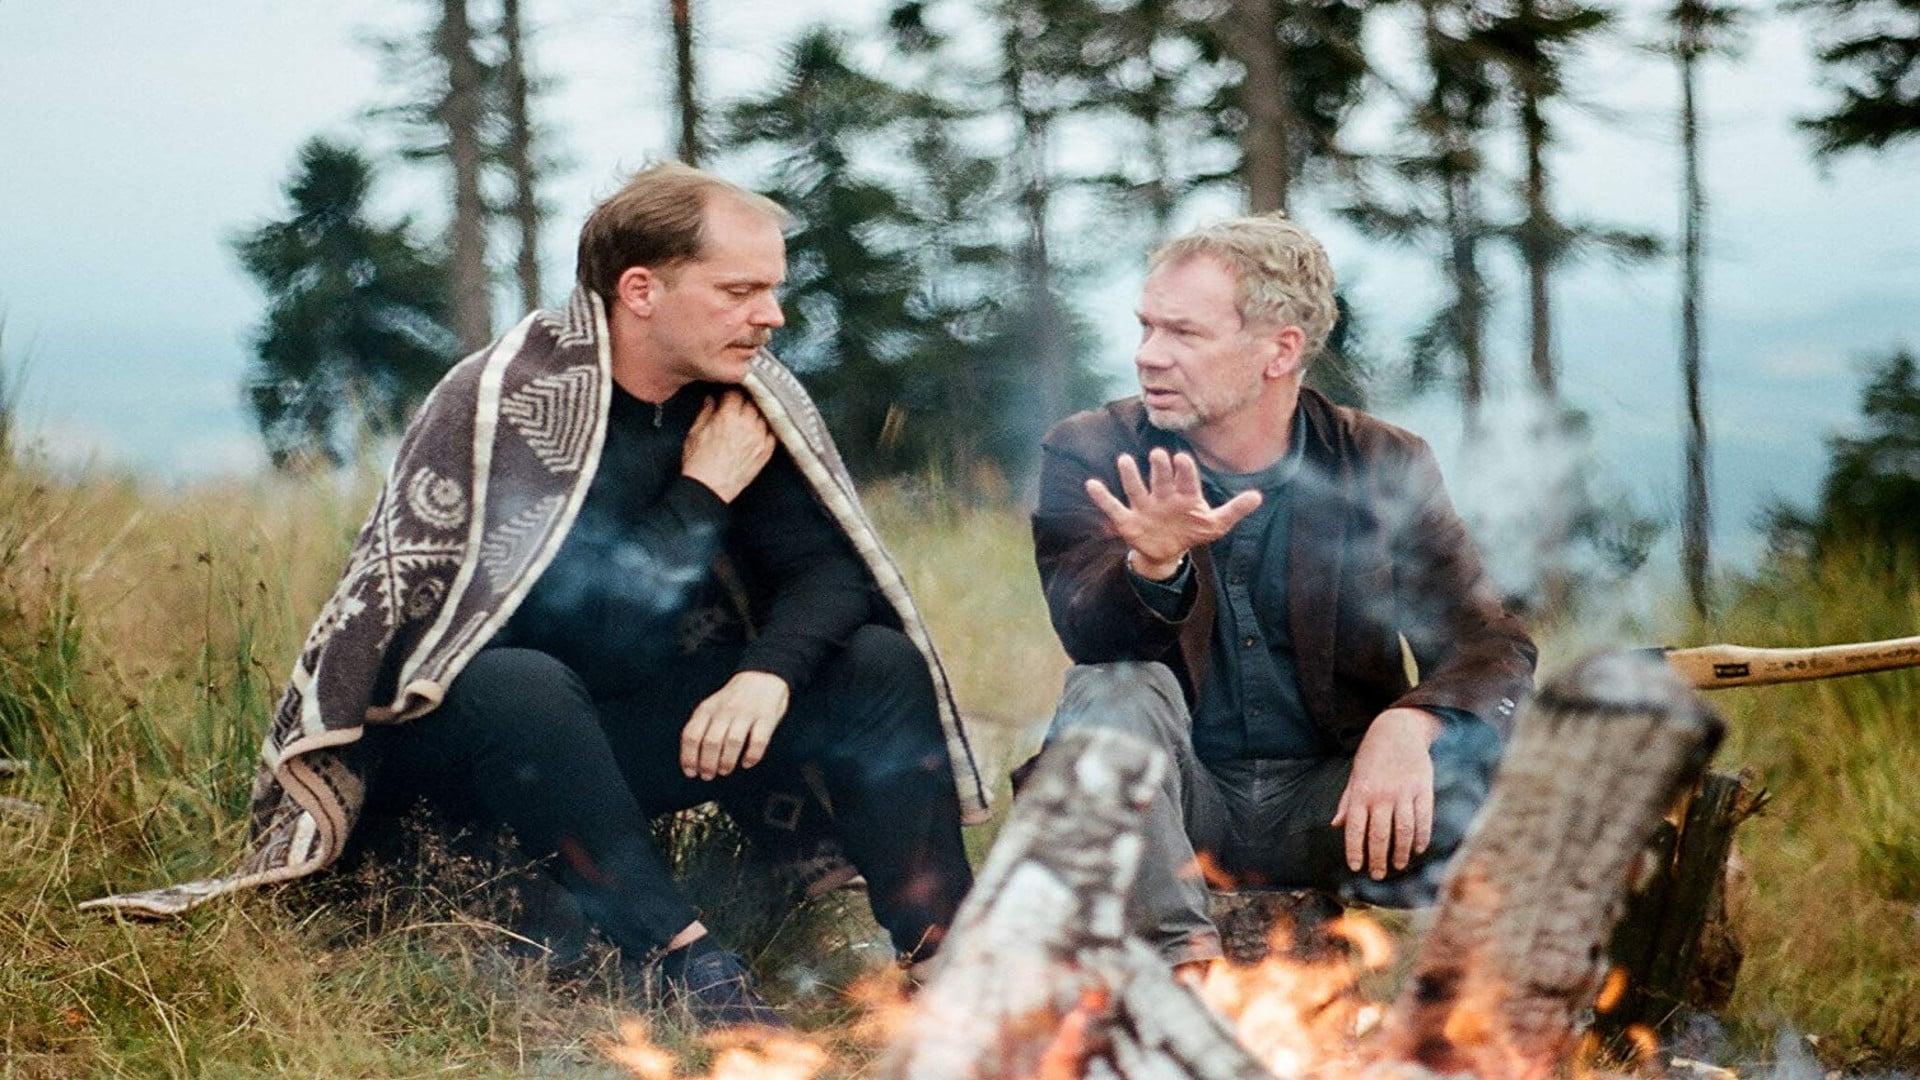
[1187,850,1239,890]
[1195,909,1397,1078]
[1033,987,1112,1080]
[1594,967,1630,1014]
[604,1020,829,1080]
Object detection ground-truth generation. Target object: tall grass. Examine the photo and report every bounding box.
[1,445,1914,1073]
[1704,546,1920,1065]
[0,455,636,1077]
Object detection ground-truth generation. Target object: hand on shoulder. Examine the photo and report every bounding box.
[682,389,777,503]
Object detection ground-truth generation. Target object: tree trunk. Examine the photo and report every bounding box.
[1518,77,1575,614]
[1145,72,1178,236]
[670,0,701,164]
[1679,49,1712,617]
[501,0,544,311]
[439,0,492,351]
[1445,166,1486,432]
[1001,13,1068,429]
[1423,0,1487,434]
[1219,0,1294,212]
[1520,82,1555,400]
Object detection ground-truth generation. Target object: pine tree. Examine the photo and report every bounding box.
[1792,0,1920,153]
[984,0,1105,432]
[368,0,497,351]
[1344,0,1503,427]
[499,0,551,310]
[234,140,458,468]
[1477,0,1660,613]
[887,2,1108,486]
[720,30,937,477]
[1207,0,1378,212]
[1480,0,1612,399]
[1657,0,1744,613]
[1771,348,1920,552]
[1069,0,1228,236]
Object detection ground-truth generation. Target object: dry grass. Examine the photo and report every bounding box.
[1702,547,1920,1068]
[1,447,1915,1074]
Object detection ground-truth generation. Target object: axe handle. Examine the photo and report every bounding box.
[1660,635,1920,690]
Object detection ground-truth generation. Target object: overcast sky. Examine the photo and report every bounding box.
[1,0,1915,583]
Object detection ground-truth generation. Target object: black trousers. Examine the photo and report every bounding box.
[357,624,973,962]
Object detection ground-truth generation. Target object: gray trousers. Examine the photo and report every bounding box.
[1044,662,1501,964]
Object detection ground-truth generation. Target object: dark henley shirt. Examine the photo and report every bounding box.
[1126,410,1327,762]
[1123,407,1478,763]
[494,381,872,698]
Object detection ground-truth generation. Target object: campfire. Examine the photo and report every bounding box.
[608,650,1721,1080]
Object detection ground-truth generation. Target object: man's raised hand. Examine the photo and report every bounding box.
[682,390,777,504]
[1085,447,1263,579]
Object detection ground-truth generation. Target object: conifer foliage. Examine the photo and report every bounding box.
[234,140,459,468]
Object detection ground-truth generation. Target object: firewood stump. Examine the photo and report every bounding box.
[1601,767,1769,1041]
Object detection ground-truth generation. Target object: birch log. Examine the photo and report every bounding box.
[884,727,1271,1080]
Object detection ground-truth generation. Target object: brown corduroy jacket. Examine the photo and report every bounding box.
[1031,388,1536,751]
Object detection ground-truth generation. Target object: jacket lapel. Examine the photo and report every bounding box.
[1287,390,1347,732]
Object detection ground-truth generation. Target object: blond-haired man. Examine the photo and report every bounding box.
[1028,214,1535,972]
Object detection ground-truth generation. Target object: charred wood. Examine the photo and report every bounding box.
[1371,651,1723,1078]
[1603,768,1767,1039]
[889,651,1722,1080]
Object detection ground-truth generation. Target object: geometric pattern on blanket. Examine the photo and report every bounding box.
[81,288,992,918]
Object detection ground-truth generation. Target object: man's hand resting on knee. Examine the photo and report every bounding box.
[1332,707,1441,880]
[681,671,790,780]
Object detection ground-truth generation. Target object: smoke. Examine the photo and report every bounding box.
[505,505,723,674]
[1670,1020,1918,1080]
[1381,386,1674,639]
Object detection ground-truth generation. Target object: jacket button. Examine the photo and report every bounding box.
[1242,635,1257,648]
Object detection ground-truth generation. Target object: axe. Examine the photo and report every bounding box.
[1650,633,1920,690]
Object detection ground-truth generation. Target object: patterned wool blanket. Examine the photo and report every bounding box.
[84,288,992,917]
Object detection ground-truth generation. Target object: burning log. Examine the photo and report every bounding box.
[887,651,1721,1080]
[1369,651,1723,1078]
[1602,768,1768,1038]
[1207,890,1345,966]
[883,725,1272,1080]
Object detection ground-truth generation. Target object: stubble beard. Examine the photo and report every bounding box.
[1143,376,1263,434]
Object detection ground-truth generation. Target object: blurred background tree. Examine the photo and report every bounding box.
[222,0,1916,614]
[234,139,458,469]
[1792,0,1920,153]
[1657,0,1746,615]
[1770,347,1920,554]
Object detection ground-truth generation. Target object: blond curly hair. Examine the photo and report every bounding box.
[1149,213,1339,361]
